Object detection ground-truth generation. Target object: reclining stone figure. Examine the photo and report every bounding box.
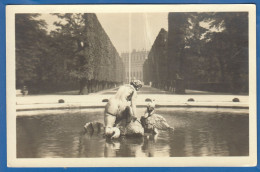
[84,114,144,139]
[84,99,173,138]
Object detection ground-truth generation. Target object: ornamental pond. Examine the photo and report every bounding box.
[17,108,249,158]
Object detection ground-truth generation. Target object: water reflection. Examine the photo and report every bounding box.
[78,131,105,157]
[17,109,249,158]
[105,137,143,157]
[96,132,171,157]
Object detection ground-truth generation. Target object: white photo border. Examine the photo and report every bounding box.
[6,4,257,167]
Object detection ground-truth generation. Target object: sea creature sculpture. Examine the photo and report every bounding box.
[116,118,144,137]
[84,121,121,139]
[84,119,144,139]
[141,100,173,134]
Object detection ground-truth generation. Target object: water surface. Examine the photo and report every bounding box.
[17,108,249,158]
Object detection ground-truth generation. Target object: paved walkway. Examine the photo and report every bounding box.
[16,86,249,112]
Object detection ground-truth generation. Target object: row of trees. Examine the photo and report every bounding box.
[143,28,168,89]
[16,13,124,94]
[144,12,248,94]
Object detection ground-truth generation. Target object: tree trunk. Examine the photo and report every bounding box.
[79,79,89,95]
[217,57,225,83]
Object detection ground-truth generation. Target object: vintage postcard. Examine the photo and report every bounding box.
[6,4,256,167]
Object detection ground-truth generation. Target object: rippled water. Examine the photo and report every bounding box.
[17,108,249,158]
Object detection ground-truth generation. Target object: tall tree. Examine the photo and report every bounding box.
[183,13,209,85]
[52,14,94,94]
[15,14,49,93]
[166,12,248,93]
[52,13,124,94]
[144,28,168,89]
[202,12,248,93]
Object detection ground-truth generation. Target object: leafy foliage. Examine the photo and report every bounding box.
[15,13,124,94]
[144,12,248,93]
[15,14,50,92]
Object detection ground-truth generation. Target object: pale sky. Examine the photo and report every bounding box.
[37,13,168,54]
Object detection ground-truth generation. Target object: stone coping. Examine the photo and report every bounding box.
[16,101,248,113]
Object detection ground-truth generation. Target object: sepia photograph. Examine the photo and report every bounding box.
[6,4,256,167]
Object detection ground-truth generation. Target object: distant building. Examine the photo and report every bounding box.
[121,49,149,83]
